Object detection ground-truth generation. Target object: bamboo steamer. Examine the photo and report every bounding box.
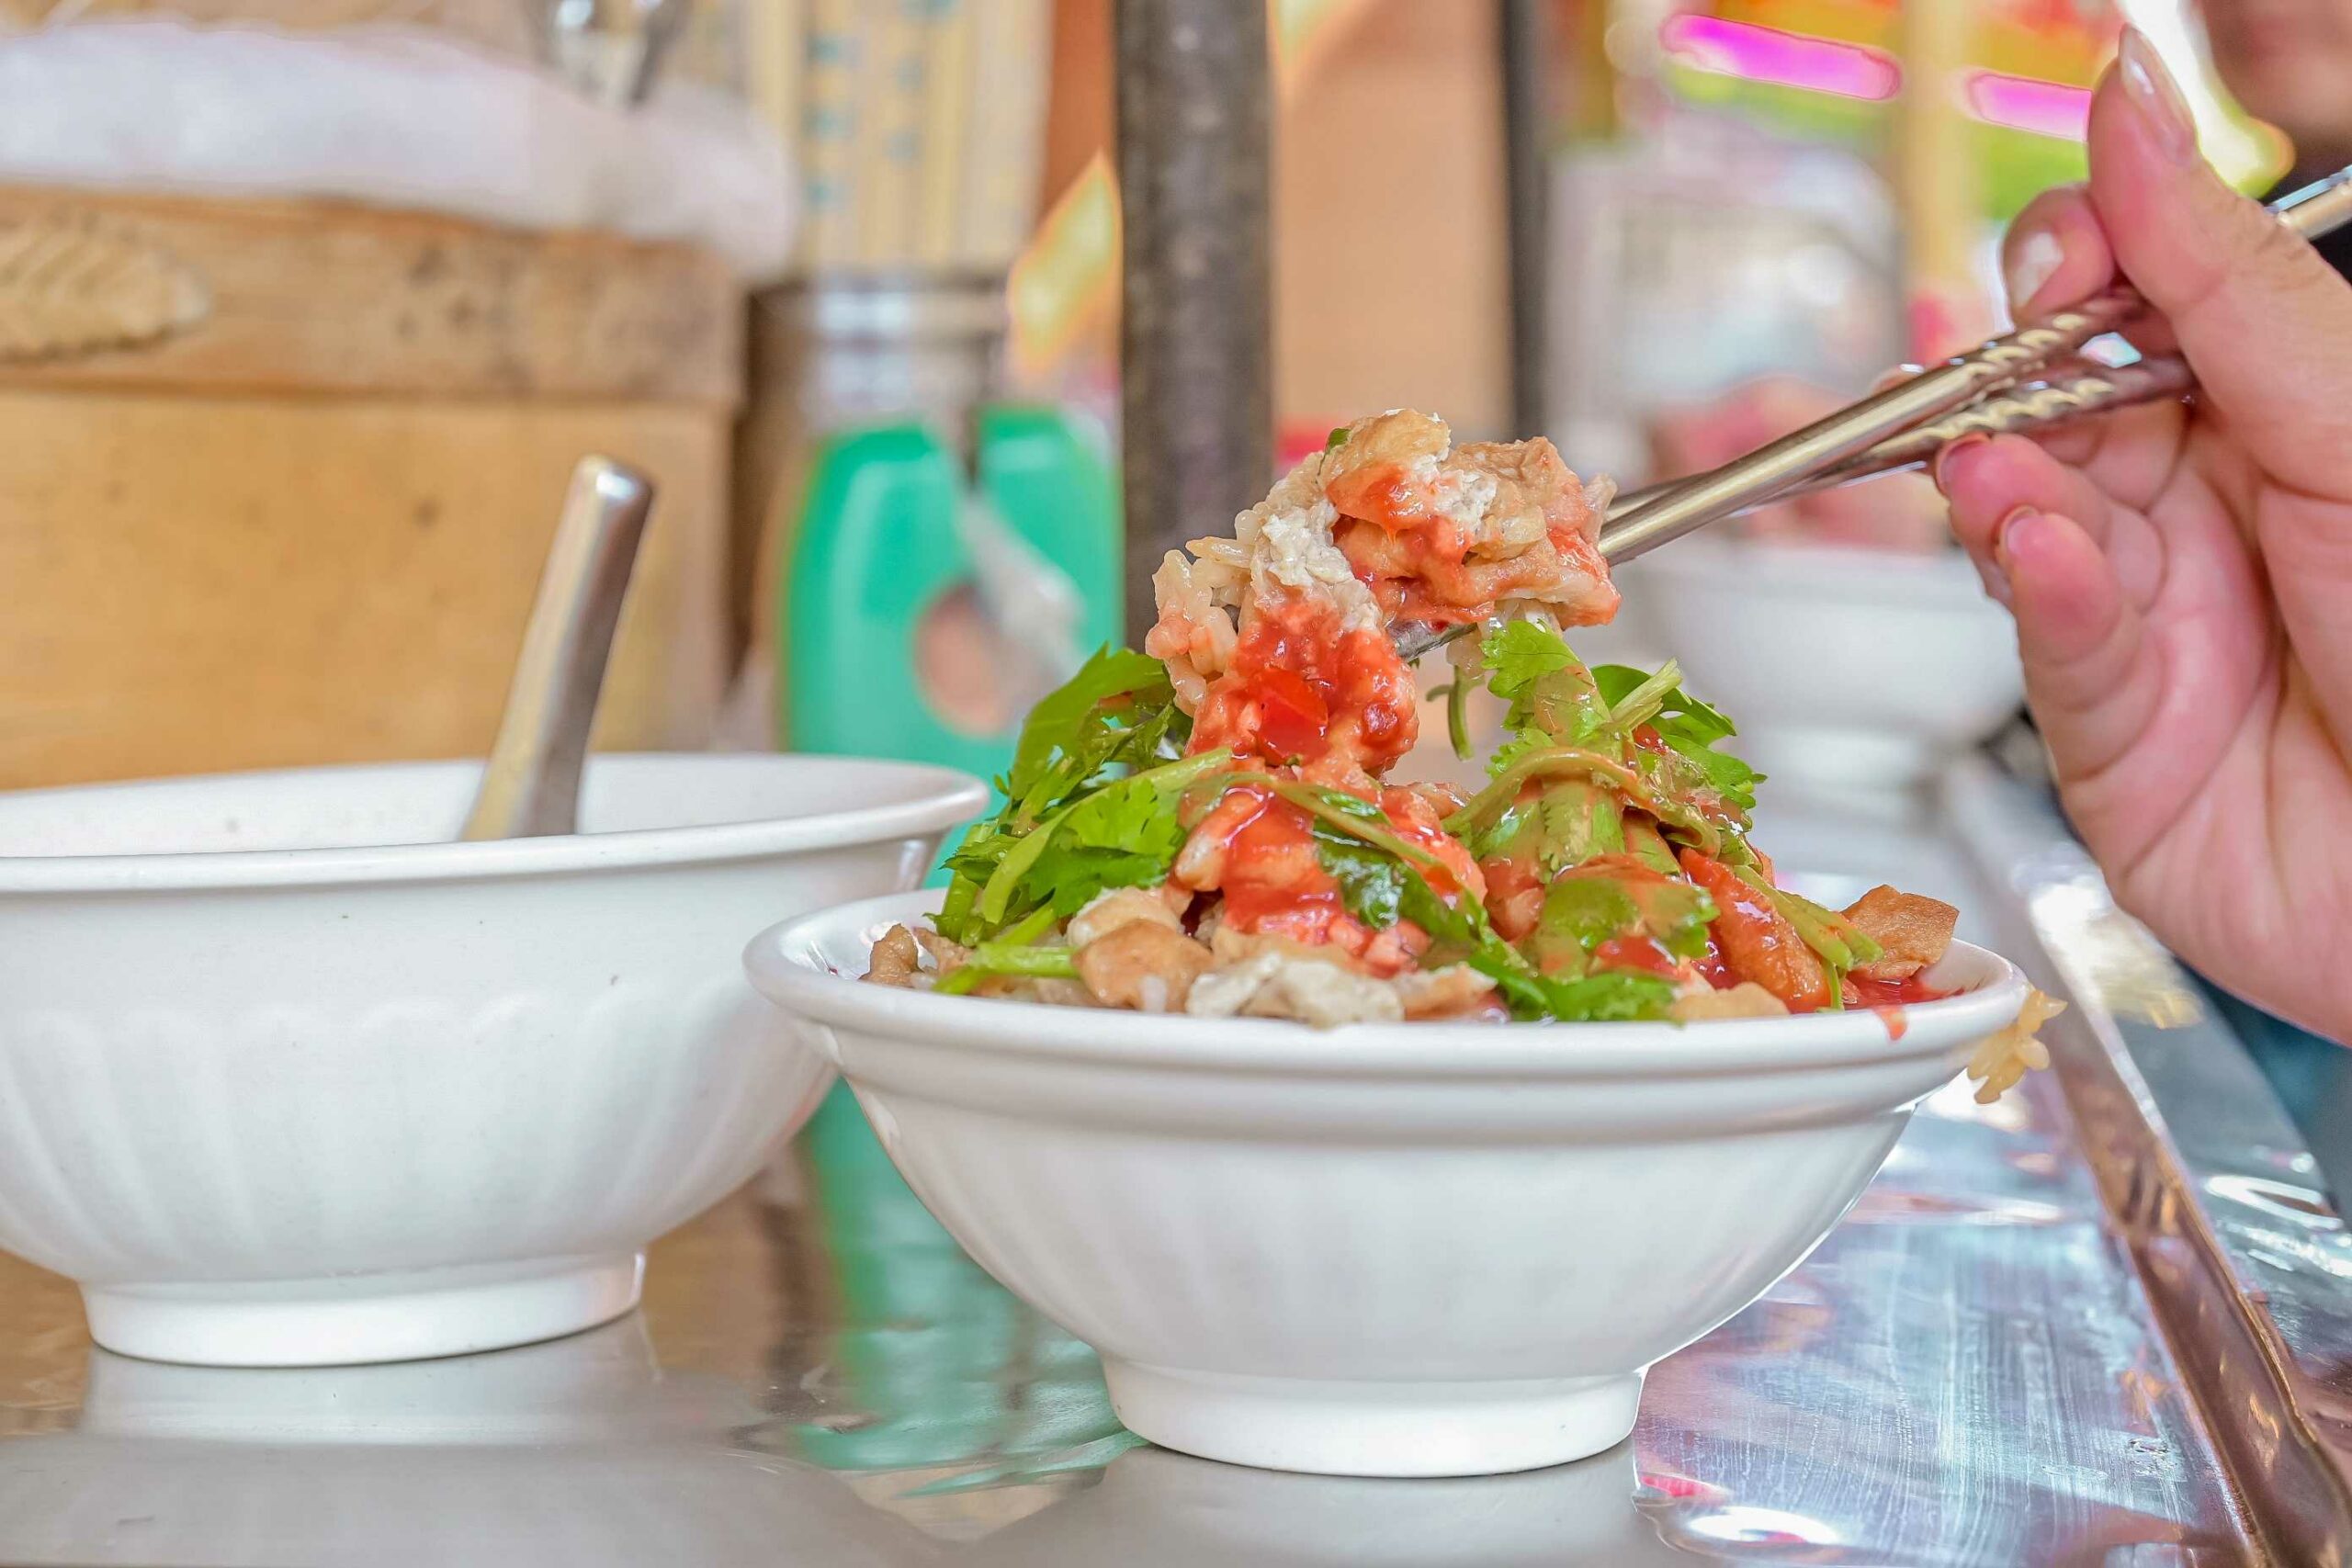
[0,185,742,791]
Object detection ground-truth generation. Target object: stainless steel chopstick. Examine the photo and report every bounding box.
[1396,355,2198,660]
[1600,355,2195,525]
[1594,162,2352,564]
[1390,164,2352,662]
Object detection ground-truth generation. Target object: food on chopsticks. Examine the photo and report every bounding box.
[866,410,2057,1093]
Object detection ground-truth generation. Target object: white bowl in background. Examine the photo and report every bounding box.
[1631,539,2024,795]
[0,755,985,1368]
[746,890,2029,1478]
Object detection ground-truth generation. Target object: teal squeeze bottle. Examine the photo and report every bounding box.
[781,407,1119,785]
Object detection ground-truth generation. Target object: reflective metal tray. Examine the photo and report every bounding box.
[2,759,2345,1566]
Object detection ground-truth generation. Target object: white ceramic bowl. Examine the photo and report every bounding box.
[0,755,985,1368]
[1632,539,2024,795]
[748,890,2029,1478]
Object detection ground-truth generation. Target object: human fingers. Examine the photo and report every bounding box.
[2084,28,2352,496]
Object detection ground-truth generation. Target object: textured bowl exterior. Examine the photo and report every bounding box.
[0,757,984,1364]
[1639,541,2026,787]
[749,891,2028,1474]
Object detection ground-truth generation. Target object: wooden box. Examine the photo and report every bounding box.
[0,186,742,790]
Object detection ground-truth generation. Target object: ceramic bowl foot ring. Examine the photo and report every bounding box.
[82,1253,646,1368]
[1102,1359,1646,1478]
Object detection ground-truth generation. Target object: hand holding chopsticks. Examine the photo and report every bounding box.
[1867,31,2352,1045]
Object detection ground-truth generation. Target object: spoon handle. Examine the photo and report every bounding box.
[459,457,655,841]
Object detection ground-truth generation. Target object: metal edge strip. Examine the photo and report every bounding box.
[1944,758,2352,1563]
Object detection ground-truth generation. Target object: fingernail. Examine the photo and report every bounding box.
[1983,504,2040,609]
[2118,27,2198,164]
[2005,227,2064,312]
[1931,433,1990,495]
[1973,551,2013,609]
[1992,505,2036,576]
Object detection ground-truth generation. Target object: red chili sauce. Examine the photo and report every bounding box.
[1189,597,1418,776]
[1177,781,1481,978]
[1593,932,1680,978]
[1187,786,1421,976]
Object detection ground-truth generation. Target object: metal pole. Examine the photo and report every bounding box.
[1115,0,1273,643]
[1499,0,1552,440]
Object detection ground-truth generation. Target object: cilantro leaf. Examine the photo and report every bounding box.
[1458,796,1535,863]
[1656,725,1761,815]
[972,749,1231,933]
[1479,622,1613,763]
[938,646,1201,942]
[1587,660,1759,820]
[1006,647,1176,805]
[1481,621,1575,703]
[1623,815,1681,877]
[1536,874,1640,954]
[1532,780,1624,870]
[1594,661,1735,740]
[1315,828,1408,930]
[1521,862,1718,979]
[1302,811,1679,1024]
[1487,725,1551,781]
[1521,969,1679,1022]
[1628,876,1718,960]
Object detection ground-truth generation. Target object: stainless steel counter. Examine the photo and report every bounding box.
[3,760,2346,1565]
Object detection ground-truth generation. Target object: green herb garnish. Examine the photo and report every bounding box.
[938,649,1204,945]
[1298,797,1679,1024]
[971,749,1233,933]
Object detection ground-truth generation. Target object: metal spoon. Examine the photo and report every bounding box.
[458,457,655,840]
[532,0,690,107]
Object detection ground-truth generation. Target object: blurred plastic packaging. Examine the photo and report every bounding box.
[1549,122,1901,486]
[0,17,795,279]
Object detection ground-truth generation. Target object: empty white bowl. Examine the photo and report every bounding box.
[0,755,985,1368]
[1632,539,2024,795]
[746,890,2029,1478]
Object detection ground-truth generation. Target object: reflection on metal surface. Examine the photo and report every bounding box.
[1671,1505,1844,1548]
[1638,1070,2248,1565]
[2025,865,2206,1029]
[962,1442,1692,1566]
[1947,758,2352,1564]
[8,771,2352,1562]
[0,1076,2265,1561]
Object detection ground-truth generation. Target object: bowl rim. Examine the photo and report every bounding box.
[0,754,989,893]
[745,890,2030,1079]
[1634,535,2014,611]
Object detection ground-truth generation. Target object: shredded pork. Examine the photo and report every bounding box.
[1146,411,1618,721]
